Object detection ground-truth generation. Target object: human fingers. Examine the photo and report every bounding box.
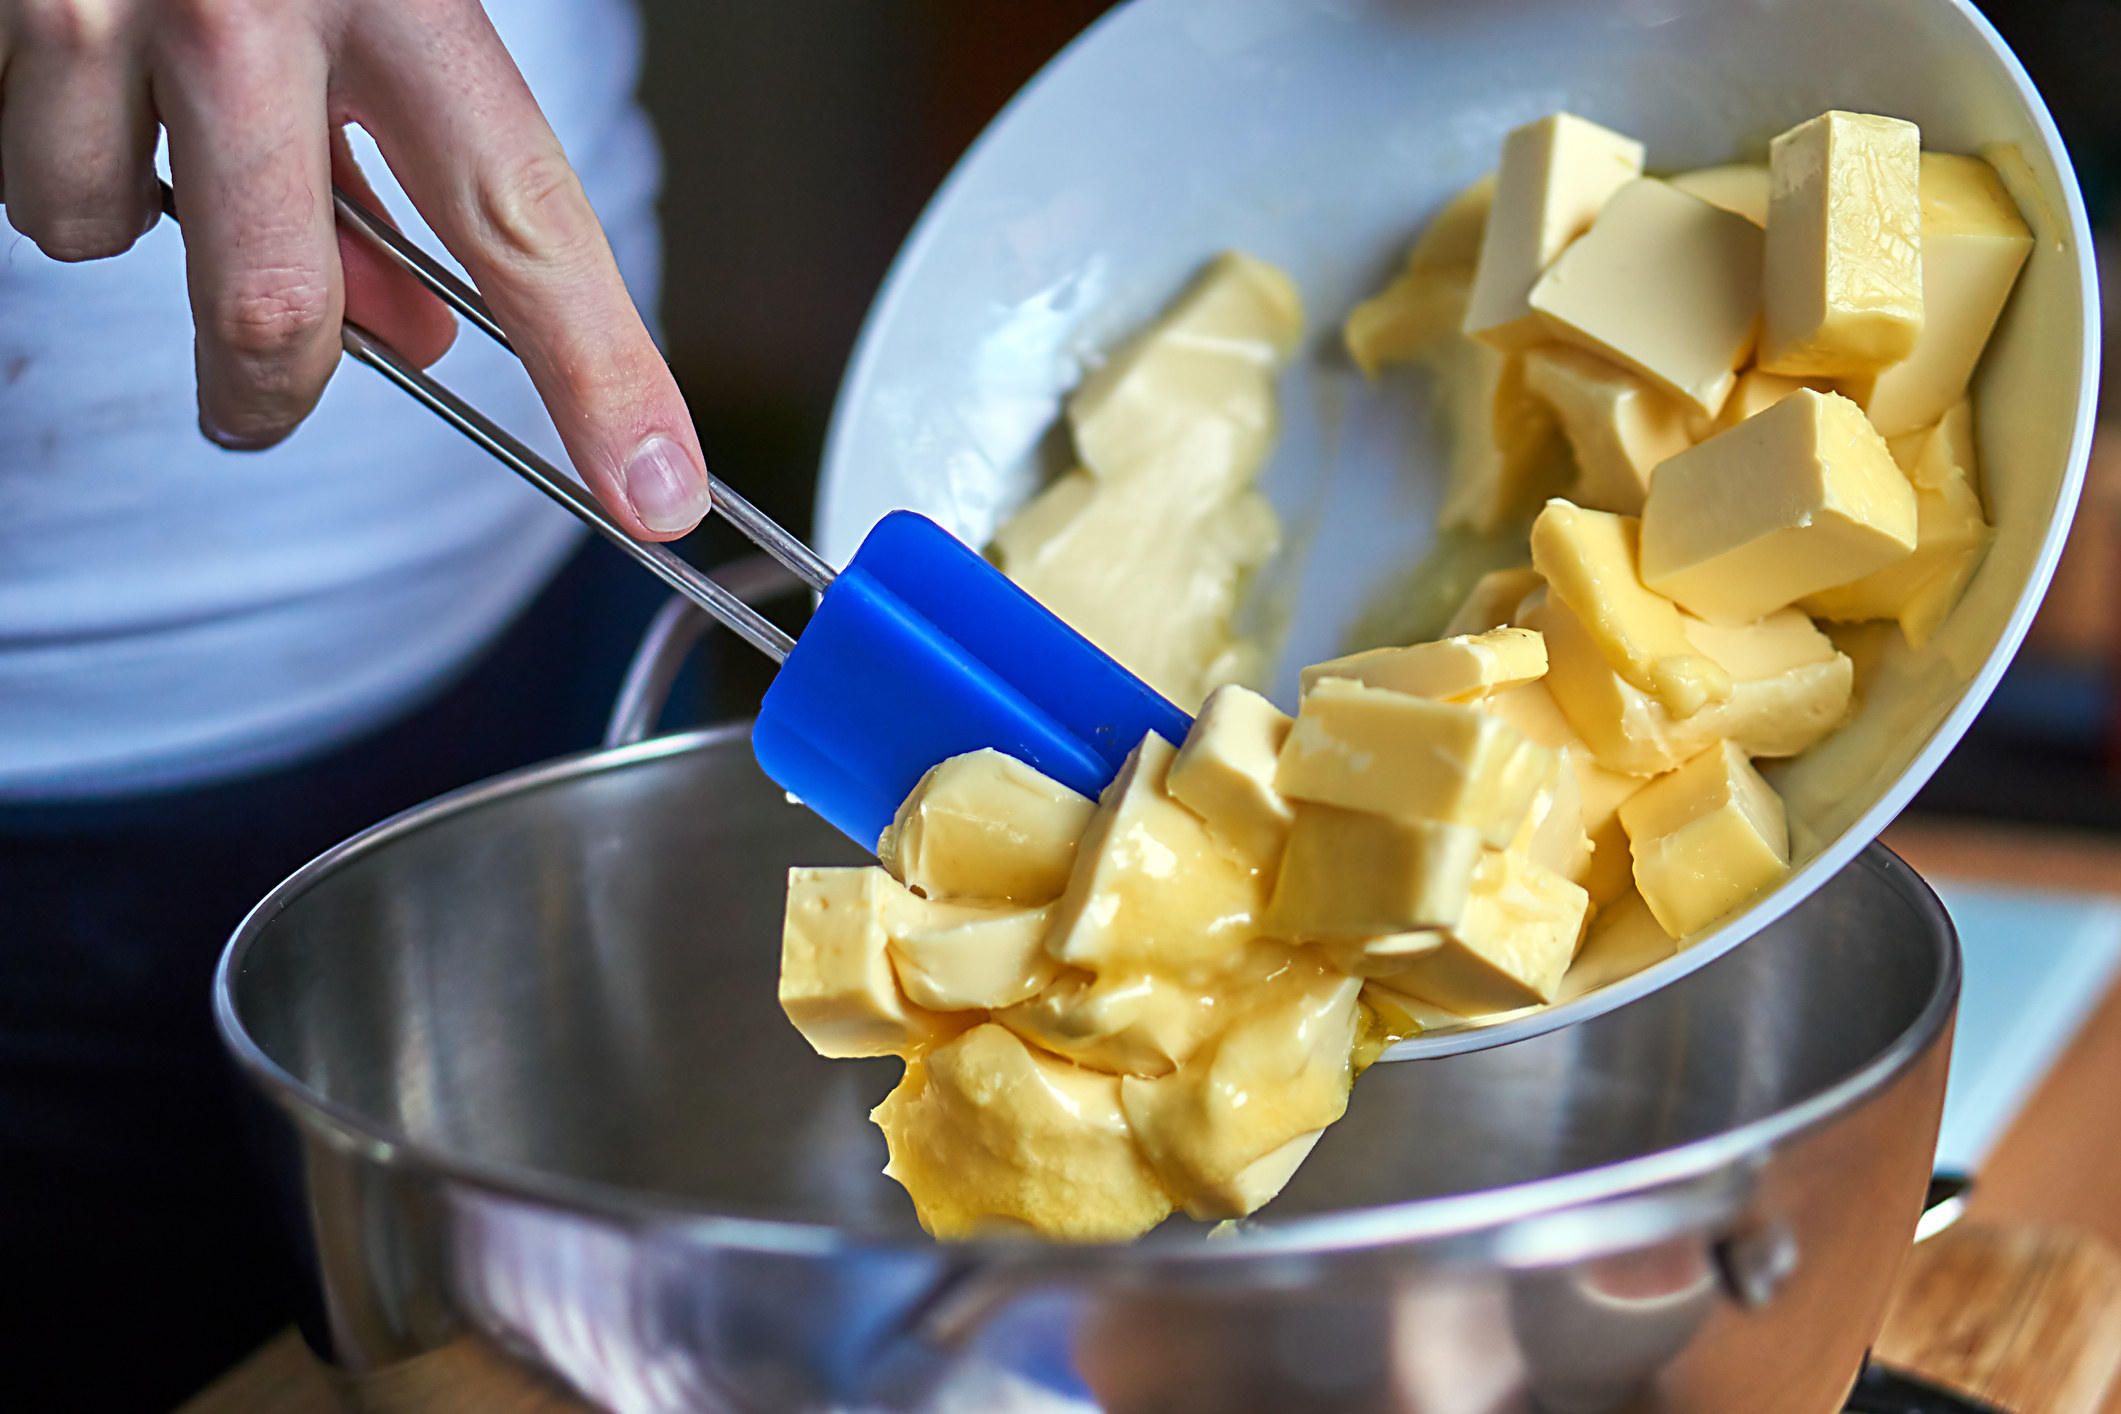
[331,125,457,370]
[337,0,708,540]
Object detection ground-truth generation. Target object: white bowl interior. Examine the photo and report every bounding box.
[815,0,2096,1055]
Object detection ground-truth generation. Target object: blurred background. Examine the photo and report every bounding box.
[632,0,2121,830]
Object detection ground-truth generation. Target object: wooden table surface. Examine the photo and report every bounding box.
[183,817,2121,1414]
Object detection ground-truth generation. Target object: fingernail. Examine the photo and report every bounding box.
[199,409,279,452]
[623,435,711,534]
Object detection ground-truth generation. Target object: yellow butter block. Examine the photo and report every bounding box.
[1045,732,1270,976]
[1478,679,1648,838]
[1120,948,1362,1219]
[1265,804,1485,942]
[1524,344,1694,515]
[1433,335,1574,534]
[879,748,1096,904]
[999,965,1221,1078]
[1703,367,1828,438]
[1444,565,1546,637]
[1760,111,1924,378]
[1529,500,1732,718]
[1275,678,1557,848]
[873,1023,1174,1242]
[780,867,963,1059]
[1668,162,1769,227]
[1840,153,2032,436]
[1167,684,1296,872]
[1620,740,1791,937]
[1557,887,1677,1001]
[886,897,1058,1013]
[1640,389,1918,623]
[1464,112,1646,351]
[1801,401,1992,648]
[1528,178,1763,416]
[1511,742,1594,885]
[1368,849,1589,1014]
[1345,174,1495,376]
[1300,626,1547,704]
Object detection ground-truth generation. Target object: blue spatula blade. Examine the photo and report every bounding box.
[754,511,1194,850]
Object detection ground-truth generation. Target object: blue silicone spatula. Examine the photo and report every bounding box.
[244,182,1192,849]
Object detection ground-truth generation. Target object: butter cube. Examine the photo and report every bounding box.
[1640,389,1918,623]
[999,966,1220,1078]
[878,749,1096,904]
[1120,949,1362,1218]
[1529,178,1764,416]
[780,867,960,1059]
[1444,566,1546,636]
[1299,626,1546,704]
[1619,740,1790,937]
[1275,678,1557,848]
[886,898,1059,1013]
[1434,336,1574,534]
[1556,888,1677,1001]
[1524,345,1694,515]
[1668,162,1769,227]
[1512,744,1593,885]
[1265,804,1485,941]
[1839,153,2032,436]
[1760,112,1924,378]
[1345,174,1495,375]
[1167,685,1295,872]
[1529,500,1732,718]
[1045,732,1270,975]
[1478,680,1648,838]
[1705,368,1827,437]
[1367,850,1589,1014]
[1801,401,1992,648]
[873,1023,1174,1241]
[1464,113,1646,351]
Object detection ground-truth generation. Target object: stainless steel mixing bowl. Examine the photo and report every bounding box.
[216,710,1957,1414]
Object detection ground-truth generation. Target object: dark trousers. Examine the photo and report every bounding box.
[0,536,691,1411]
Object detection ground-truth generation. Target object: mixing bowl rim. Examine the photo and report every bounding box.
[214,722,1960,1268]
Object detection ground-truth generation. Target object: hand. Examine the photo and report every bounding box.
[0,0,710,540]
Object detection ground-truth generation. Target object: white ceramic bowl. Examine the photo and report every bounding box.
[815,0,2097,1057]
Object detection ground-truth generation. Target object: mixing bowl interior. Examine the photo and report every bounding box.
[225,727,1952,1238]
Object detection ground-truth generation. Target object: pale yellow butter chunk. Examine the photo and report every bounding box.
[873,1023,1174,1242]
[1479,678,1648,852]
[1760,111,1924,378]
[1299,626,1546,704]
[1120,948,1362,1219]
[1432,332,1574,534]
[1620,740,1790,937]
[1839,153,2032,436]
[1801,401,1992,648]
[1464,113,1646,351]
[1668,162,1769,227]
[878,749,1095,903]
[886,898,1059,1013]
[1368,849,1589,1015]
[1167,685,1295,872]
[1275,678,1557,848]
[999,966,1220,1078]
[1529,500,1732,718]
[1264,804,1485,942]
[1704,368,1829,437]
[779,867,961,1059]
[1639,389,1918,623]
[1044,732,1269,977]
[1345,174,1495,375]
[1444,565,1546,636]
[1511,743,1593,885]
[1524,345,1693,515]
[1557,888,1677,1001]
[1528,178,1764,416]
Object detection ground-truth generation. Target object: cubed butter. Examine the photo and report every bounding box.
[1275,678,1557,848]
[1801,400,1992,648]
[878,749,1096,903]
[1424,326,1573,535]
[1529,499,1732,718]
[1367,849,1589,1014]
[1444,565,1546,636]
[1639,389,1918,623]
[1167,685,1296,872]
[1524,344,1694,515]
[780,867,961,1059]
[1667,162,1769,227]
[1265,804,1485,941]
[1839,153,2032,436]
[1556,888,1677,1001]
[1704,368,1828,437]
[1346,174,1495,375]
[886,898,1059,1013]
[873,1023,1174,1242]
[1528,178,1764,416]
[1299,626,1547,703]
[1511,743,1594,885]
[1760,111,1924,377]
[1478,679,1648,837]
[1619,740,1791,937]
[1045,732,1270,976]
[1463,113,1646,351]
[999,965,1221,1078]
[1120,949,1362,1219]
